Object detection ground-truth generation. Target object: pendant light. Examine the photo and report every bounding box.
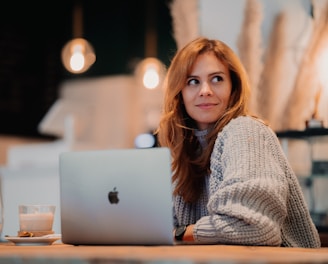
[135,0,165,90]
[61,1,96,74]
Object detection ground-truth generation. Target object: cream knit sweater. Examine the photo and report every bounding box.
[173,116,321,247]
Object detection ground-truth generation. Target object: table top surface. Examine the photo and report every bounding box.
[1,241,328,264]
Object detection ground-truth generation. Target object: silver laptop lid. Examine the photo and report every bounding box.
[59,147,174,245]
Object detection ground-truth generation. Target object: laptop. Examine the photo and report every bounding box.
[59,147,174,245]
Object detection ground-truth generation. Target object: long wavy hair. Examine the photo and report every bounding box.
[156,37,251,203]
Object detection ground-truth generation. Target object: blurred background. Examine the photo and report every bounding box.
[0,0,175,138]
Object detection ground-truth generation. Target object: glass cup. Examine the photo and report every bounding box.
[18,205,55,237]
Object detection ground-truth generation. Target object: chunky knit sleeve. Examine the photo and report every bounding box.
[193,116,321,247]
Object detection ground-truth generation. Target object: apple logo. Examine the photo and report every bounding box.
[108,187,119,204]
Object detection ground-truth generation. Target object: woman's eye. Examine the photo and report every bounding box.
[187,78,199,85]
[212,76,223,83]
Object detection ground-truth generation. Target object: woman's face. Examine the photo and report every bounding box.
[181,52,232,130]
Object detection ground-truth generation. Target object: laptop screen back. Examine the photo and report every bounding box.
[59,147,174,245]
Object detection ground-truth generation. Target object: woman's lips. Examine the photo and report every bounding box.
[196,103,218,109]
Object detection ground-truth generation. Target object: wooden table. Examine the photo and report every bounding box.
[1,242,328,263]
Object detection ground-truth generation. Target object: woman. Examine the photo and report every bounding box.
[156,37,320,247]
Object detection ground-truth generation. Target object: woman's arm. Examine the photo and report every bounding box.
[194,116,288,245]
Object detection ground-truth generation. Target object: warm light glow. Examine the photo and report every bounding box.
[61,38,96,74]
[143,67,160,89]
[70,44,85,72]
[135,57,165,90]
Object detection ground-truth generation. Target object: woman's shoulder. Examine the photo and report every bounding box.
[214,116,280,154]
[221,115,275,137]
[230,115,268,127]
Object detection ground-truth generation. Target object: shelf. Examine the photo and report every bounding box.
[276,128,328,138]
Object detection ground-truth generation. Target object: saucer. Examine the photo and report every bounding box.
[5,235,61,246]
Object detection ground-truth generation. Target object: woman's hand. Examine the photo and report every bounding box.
[182,224,195,242]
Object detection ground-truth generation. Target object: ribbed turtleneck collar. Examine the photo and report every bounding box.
[194,129,208,149]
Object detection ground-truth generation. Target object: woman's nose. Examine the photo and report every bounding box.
[199,82,213,96]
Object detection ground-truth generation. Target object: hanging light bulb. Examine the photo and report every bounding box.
[143,65,160,89]
[70,43,84,71]
[61,38,96,74]
[135,57,165,90]
[136,1,165,90]
[61,1,96,74]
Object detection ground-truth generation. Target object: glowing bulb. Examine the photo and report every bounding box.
[61,38,96,74]
[69,44,85,72]
[134,57,165,90]
[70,52,85,72]
[143,67,160,89]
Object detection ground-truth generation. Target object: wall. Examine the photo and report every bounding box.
[199,0,312,54]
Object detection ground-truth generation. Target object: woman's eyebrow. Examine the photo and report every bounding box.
[210,70,225,75]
